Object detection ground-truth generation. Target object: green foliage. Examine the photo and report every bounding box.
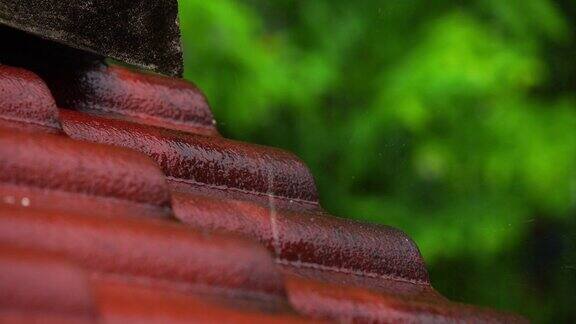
[179,0,576,321]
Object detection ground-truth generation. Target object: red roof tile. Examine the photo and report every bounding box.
[59,109,320,211]
[94,281,308,324]
[47,63,217,136]
[0,206,284,299]
[0,130,171,219]
[0,62,527,323]
[171,192,428,284]
[0,65,61,133]
[0,245,96,323]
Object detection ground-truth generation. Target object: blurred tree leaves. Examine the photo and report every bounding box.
[179,0,576,321]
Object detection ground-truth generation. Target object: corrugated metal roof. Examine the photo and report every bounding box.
[0,63,526,323]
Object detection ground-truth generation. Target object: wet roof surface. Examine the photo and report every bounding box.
[0,62,526,323]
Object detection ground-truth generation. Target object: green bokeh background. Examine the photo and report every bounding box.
[178,1,576,322]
